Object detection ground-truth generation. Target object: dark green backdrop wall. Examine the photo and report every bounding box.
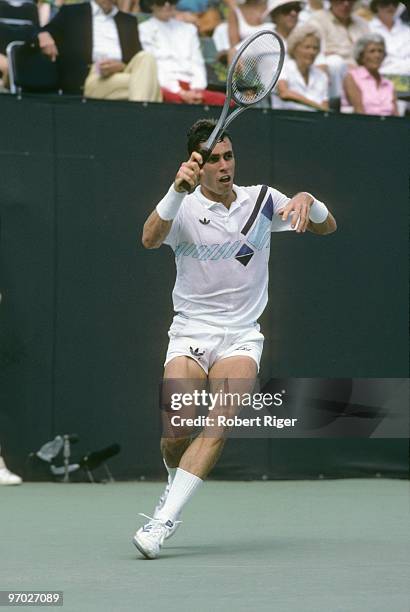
[0,95,408,479]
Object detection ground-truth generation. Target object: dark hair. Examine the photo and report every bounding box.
[370,0,399,12]
[143,0,177,12]
[187,119,232,156]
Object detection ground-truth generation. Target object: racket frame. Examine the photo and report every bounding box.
[201,30,285,162]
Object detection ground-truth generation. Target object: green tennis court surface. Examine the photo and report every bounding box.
[1,480,409,612]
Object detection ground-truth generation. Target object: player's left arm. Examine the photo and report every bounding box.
[279,192,337,235]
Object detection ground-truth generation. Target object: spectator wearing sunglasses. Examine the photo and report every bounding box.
[139,0,227,104]
[307,0,369,96]
[265,0,303,47]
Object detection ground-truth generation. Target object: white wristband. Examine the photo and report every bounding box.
[308,197,328,224]
[156,184,186,221]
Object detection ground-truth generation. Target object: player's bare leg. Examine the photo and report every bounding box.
[160,356,207,468]
[133,356,206,557]
[179,356,257,478]
[133,356,256,558]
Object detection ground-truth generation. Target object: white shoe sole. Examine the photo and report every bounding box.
[132,535,158,560]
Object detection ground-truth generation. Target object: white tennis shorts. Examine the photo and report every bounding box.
[164,314,264,374]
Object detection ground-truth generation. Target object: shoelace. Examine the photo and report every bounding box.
[139,513,182,534]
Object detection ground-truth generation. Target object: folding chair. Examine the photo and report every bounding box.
[7,40,60,94]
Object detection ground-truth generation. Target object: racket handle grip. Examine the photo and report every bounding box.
[179,179,193,193]
[178,151,210,193]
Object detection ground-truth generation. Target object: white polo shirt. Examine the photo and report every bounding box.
[161,184,295,327]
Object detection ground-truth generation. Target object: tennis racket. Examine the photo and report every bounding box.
[180,29,285,192]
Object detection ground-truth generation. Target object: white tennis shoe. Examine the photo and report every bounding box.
[133,514,178,559]
[153,481,181,540]
[0,457,22,485]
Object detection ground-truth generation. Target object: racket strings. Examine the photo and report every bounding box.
[231,33,283,105]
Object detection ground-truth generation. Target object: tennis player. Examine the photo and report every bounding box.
[133,118,337,559]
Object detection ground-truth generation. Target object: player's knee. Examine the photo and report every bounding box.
[160,437,190,456]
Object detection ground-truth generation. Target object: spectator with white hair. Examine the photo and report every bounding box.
[342,33,398,114]
[369,0,410,76]
[307,0,369,96]
[273,23,329,109]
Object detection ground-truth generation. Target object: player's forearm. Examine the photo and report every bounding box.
[142,184,186,249]
[142,210,172,249]
[308,212,337,235]
[297,192,337,235]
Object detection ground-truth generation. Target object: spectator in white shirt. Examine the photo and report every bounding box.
[369,0,410,75]
[139,0,227,104]
[273,23,329,109]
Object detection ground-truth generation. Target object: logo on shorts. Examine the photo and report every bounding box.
[236,346,252,351]
[190,346,205,360]
[199,218,211,225]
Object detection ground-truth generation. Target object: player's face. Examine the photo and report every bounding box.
[199,138,235,202]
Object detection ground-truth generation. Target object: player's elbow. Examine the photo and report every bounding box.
[326,215,337,234]
[308,216,337,235]
[141,232,161,249]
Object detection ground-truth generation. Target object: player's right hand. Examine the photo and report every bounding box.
[174,152,203,193]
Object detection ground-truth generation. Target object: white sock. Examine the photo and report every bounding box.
[164,458,177,484]
[156,467,203,523]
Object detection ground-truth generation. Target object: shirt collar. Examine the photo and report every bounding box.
[91,0,118,19]
[356,66,388,86]
[330,10,353,26]
[373,16,402,31]
[194,184,247,213]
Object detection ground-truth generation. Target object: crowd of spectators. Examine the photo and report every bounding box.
[0,0,408,115]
